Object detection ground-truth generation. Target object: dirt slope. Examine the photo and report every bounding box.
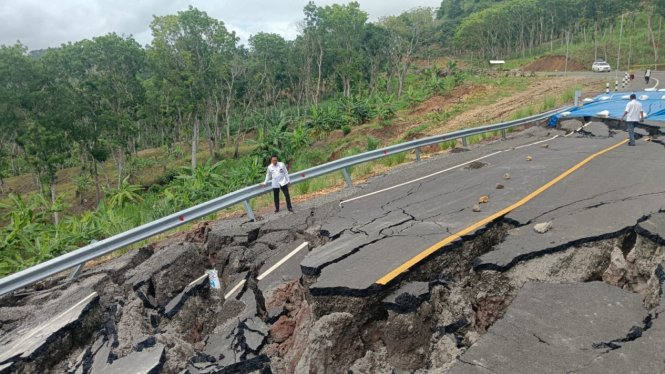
[424,76,597,136]
[523,55,585,72]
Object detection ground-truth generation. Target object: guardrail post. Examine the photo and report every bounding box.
[342,168,353,188]
[501,129,507,139]
[574,90,581,107]
[415,148,421,161]
[462,137,468,147]
[68,263,85,280]
[243,200,256,221]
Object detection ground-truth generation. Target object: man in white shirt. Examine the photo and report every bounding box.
[263,155,293,213]
[621,93,644,146]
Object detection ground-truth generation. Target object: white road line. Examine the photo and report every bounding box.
[2,292,97,360]
[650,77,659,90]
[257,242,309,281]
[513,135,560,149]
[188,273,209,288]
[564,121,592,138]
[224,241,309,300]
[339,135,560,206]
[224,280,245,300]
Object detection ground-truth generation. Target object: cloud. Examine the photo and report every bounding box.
[0,0,441,50]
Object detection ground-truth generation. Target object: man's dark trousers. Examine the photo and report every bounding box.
[273,185,293,211]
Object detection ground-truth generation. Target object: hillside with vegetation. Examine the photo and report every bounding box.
[446,0,665,69]
[1,0,658,275]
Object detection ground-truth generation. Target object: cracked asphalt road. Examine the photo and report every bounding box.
[3,113,665,373]
[302,125,663,294]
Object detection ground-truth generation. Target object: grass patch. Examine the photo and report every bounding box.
[511,105,537,120]
[540,96,557,111]
[381,152,408,167]
[403,124,430,140]
[352,162,375,178]
[439,140,457,151]
[366,136,380,152]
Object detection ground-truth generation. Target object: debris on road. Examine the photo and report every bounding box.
[495,184,504,189]
[478,195,489,204]
[472,204,482,212]
[533,221,553,234]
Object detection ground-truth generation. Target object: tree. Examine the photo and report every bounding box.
[149,6,238,170]
[0,44,36,180]
[381,8,437,97]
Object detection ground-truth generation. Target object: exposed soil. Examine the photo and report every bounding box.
[523,55,585,72]
[424,76,598,136]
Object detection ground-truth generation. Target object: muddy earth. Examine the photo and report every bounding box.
[2,122,665,374]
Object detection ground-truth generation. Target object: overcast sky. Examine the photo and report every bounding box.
[0,0,442,50]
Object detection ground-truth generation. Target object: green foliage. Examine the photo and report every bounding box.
[107,176,144,208]
[381,152,408,167]
[404,124,430,140]
[366,136,380,151]
[511,105,536,120]
[249,114,312,163]
[439,140,457,151]
[0,194,85,276]
[295,180,311,195]
[454,0,633,60]
[540,96,557,112]
[342,125,352,136]
[352,163,374,178]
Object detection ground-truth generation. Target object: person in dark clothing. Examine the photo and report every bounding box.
[262,155,293,213]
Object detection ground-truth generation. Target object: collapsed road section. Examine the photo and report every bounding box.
[2,123,665,373]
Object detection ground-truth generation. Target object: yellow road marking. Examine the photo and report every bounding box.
[375,139,628,286]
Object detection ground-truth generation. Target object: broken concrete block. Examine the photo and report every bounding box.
[478,195,489,204]
[0,362,14,373]
[0,293,100,364]
[602,247,628,287]
[472,204,481,212]
[164,273,209,318]
[533,221,553,234]
[382,281,430,313]
[89,340,113,374]
[448,282,651,374]
[134,336,157,352]
[96,344,165,374]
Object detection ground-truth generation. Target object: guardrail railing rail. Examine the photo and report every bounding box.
[0,105,573,296]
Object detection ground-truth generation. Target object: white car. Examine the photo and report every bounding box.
[592,61,611,72]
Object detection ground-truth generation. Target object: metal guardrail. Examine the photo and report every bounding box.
[0,105,573,296]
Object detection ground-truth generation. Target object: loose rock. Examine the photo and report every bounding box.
[503,173,511,180]
[526,155,533,161]
[478,196,489,204]
[269,316,296,344]
[533,221,553,234]
[495,184,504,189]
[472,204,482,212]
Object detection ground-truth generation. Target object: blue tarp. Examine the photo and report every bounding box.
[549,90,665,126]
